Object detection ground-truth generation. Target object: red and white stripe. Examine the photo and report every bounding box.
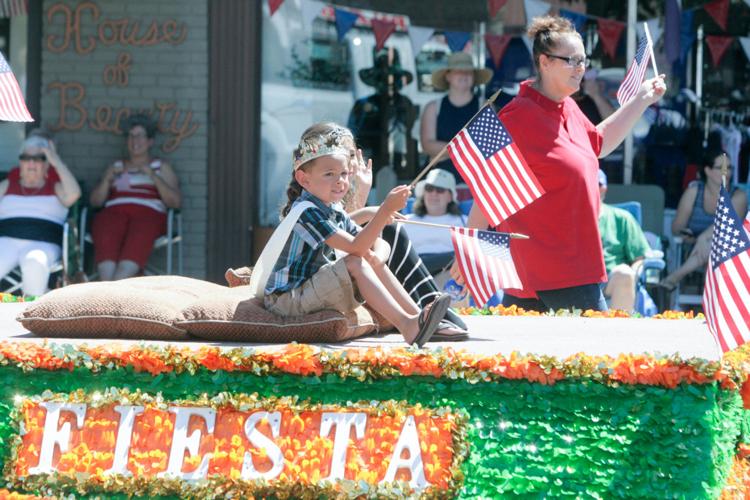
[703,252,750,352]
[0,72,32,122]
[450,227,521,307]
[616,37,650,107]
[448,131,543,227]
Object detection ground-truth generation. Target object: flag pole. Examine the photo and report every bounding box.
[721,153,729,189]
[643,22,659,77]
[398,218,529,239]
[409,89,503,188]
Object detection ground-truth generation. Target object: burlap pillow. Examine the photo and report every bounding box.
[179,285,378,343]
[17,276,225,341]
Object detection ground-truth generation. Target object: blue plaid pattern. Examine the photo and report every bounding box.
[265,191,360,294]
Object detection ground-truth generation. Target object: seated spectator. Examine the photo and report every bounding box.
[402,169,466,275]
[0,135,81,295]
[660,148,748,291]
[89,114,181,280]
[597,170,651,311]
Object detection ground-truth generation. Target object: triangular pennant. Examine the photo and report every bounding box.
[664,0,681,64]
[704,0,729,32]
[485,33,512,69]
[409,26,434,56]
[739,37,750,63]
[488,0,508,18]
[636,18,662,47]
[523,0,551,24]
[705,35,734,67]
[679,9,695,63]
[597,19,625,60]
[559,9,587,35]
[372,19,396,51]
[444,31,472,52]
[301,0,325,26]
[334,7,359,42]
[268,0,284,16]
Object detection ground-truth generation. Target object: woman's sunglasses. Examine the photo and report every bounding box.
[19,153,47,162]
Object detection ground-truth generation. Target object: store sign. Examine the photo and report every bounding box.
[14,397,459,489]
[45,1,199,152]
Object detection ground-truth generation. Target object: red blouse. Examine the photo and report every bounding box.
[498,81,606,297]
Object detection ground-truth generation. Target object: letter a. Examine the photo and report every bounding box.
[381,415,429,489]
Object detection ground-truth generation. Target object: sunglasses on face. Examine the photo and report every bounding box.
[19,153,46,162]
[424,185,448,194]
[544,53,590,68]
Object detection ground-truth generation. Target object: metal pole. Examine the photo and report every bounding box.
[623,0,637,184]
[696,25,704,115]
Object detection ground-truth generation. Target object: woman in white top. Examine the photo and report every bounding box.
[403,168,465,274]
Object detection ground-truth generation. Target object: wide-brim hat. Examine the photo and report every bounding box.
[359,48,413,89]
[415,168,457,201]
[432,52,493,91]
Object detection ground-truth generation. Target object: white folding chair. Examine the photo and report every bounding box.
[79,206,183,279]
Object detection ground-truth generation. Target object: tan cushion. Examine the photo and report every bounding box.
[17,276,225,341]
[179,285,378,343]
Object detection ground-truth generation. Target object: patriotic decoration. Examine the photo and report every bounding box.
[447,106,544,227]
[616,36,651,106]
[450,227,521,307]
[702,186,750,353]
[744,210,750,235]
[0,51,32,122]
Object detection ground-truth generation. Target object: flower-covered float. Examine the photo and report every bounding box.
[0,303,748,498]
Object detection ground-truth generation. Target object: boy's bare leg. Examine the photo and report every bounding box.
[345,255,419,342]
[369,260,420,315]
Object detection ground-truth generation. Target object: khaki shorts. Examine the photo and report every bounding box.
[265,259,363,317]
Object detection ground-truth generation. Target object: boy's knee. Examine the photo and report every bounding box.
[344,255,364,276]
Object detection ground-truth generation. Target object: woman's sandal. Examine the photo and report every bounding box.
[411,294,452,348]
[432,321,469,342]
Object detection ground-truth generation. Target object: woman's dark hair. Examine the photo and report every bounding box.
[413,197,462,217]
[527,16,581,74]
[123,113,158,138]
[698,147,728,182]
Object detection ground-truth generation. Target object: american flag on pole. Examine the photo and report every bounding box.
[447,106,544,228]
[450,227,521,307]
[702,186,750,353]
[0,51,32,122]
[616,36,651,106]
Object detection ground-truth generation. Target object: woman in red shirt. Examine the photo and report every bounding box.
[452,16,666,311]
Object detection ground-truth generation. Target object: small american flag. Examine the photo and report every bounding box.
[447,106,544,228]
[616,36,651,106]
[744,211,750,235]
[702,186,750,353]
[0,51,32,122]
[450,227,521,307]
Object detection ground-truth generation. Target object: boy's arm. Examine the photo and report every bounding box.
[326,185,410,256]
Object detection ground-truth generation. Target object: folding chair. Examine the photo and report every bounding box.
[79,206,183,279]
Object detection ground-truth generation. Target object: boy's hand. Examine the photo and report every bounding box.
[382,185,412,213]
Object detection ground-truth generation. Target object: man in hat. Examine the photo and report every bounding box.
[348,47,418,179]
[420,52,493,183]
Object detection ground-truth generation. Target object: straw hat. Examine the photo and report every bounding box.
[415,168,457,201]
[431,52,492,91]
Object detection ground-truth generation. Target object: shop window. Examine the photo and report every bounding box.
[415,43,448,93]
[289,19,350,90]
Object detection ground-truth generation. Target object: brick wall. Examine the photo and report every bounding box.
[41,0,208,277]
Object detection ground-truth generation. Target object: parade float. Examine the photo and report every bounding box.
[1,284,750,499]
